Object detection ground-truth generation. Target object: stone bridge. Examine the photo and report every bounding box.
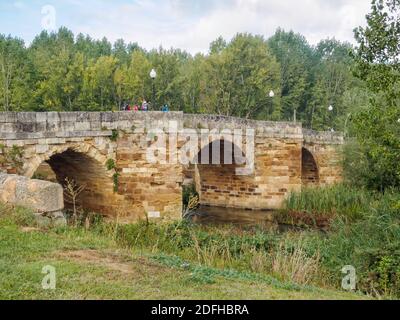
[0,112,343,222]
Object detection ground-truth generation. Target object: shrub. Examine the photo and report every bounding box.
[282,184,380,223]
[182,184,199,207]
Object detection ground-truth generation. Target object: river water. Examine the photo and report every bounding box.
[189,205,277,229]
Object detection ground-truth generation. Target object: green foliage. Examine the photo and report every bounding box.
[105,159,116,171]
[267,29,314,122]
[113,219,278,261]
[281,184,400,297]
[201,33,282,120]
[0,204,36,227]
[112,172,120,193]
[0,35,35,111]
[283,184,377,222]
[110,129,119,142]
[0,144,24,169]
[182,184,199,207]
[349,0,400,191]
[105,158,119,192]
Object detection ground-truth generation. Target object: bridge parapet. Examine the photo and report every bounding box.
[182,114,304,139]
[303,129,344,145]
[0,112,343,143]
[0,111,184,140]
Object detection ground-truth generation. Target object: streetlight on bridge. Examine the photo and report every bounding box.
[268,90,275,118]
[150,68,157,110]
[328,105,334,132]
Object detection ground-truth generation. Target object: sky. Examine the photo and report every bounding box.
[0,0,372,54]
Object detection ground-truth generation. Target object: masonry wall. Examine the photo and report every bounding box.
[0,112,184,222]
[0,112,344,221]
[197,137,303,210]
[303,130,343,186]
[182,115,305,209]
[301,148,320,186]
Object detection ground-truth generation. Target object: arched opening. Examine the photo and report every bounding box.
[301,148,319,186]
[32,149,115,215]
[194,139,255,208]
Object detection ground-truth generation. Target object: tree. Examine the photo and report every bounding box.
[148,48,188,110]
[29,28,78,111]
[81,56,118,110]
[179,54,207,113]
[349,0,400,190]
[114,50,152,106]
[0,36,34,111]
[267,29,314,122]
[309,39,356,130]
[203,33,281,120]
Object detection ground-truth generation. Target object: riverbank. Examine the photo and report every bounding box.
[0,204,366,300]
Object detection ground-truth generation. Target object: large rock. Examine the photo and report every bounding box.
[0,173,64,214]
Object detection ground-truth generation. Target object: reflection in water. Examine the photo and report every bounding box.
[189,205,277,229]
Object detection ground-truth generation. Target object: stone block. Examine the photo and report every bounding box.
[18,113,37,122]
[36,113,48,122]
[59,112,77,122]
[35,144,49,154]
[0,173,64,213]
[74,122,91,131]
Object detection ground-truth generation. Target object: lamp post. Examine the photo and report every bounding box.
[150,68,157,110]
[328,105,334,131]
[269,90,274,117]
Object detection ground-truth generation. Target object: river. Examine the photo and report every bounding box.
[189,205,276,229]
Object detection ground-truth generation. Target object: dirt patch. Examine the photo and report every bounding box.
[20,227,42,233]
[57,249,166,275]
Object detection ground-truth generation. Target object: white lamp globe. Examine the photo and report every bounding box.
[150,69,157,79]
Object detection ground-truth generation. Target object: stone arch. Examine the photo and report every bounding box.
[192,138,254,208]
[24,142,111,179]
[28,142,116,215]
[301,147,320,186]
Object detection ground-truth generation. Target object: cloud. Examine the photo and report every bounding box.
[1,0,372,53]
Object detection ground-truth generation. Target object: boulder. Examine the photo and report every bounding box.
[0,173,65,225]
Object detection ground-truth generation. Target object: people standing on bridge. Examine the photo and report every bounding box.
[133,104,139,112]
[162,104,169,112]
[142,100,148,112]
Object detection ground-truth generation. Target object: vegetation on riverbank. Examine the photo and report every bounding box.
[280,184,400,298]
[0,203,366,300]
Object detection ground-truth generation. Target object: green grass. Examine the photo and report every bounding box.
[0,204,365,300]
[280,184,400,298]
[283,184,377,220]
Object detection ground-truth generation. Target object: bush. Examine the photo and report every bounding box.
[182,184,198,208]
[282,184,389,223]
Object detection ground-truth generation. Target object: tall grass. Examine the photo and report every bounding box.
[281,184,400,297]
[283,184,394,222]
[94,220,328,286]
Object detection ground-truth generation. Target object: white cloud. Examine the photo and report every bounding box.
[59,0,372,54]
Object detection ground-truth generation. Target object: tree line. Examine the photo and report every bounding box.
[0,27,368,131]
